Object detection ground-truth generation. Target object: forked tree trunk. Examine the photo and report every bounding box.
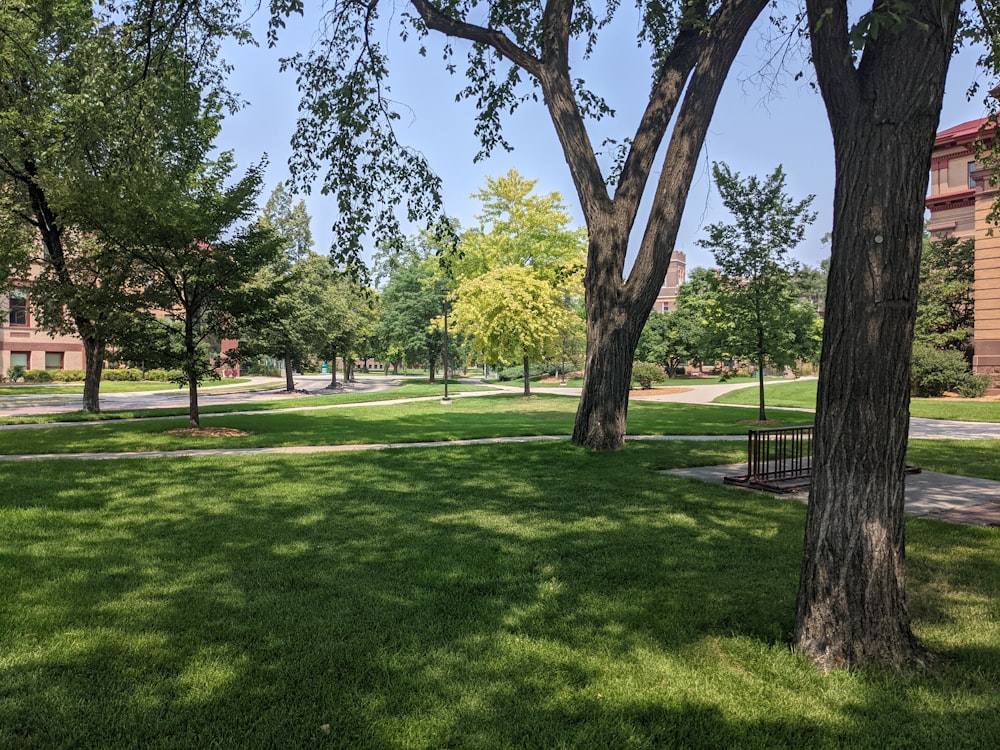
[795,0,960,671]
[81,336,106,413]
[565,0,767,450]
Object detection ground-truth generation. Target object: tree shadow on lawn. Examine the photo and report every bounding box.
[1,442,998,748]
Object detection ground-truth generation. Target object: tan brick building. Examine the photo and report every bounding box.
[926,117,1000,390]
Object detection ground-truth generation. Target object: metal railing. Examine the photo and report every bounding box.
[724,426,813,493]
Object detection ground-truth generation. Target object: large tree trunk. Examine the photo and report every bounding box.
[284,353,294,392]
[795,0,960,671]
[565,1,767,450]
[187,374,200,429]
[81,336,106,413]
[572,228,645,448]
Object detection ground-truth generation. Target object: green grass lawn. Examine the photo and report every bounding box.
[0,381,495,425]
[1,440,998,749]
[0,395,810,455]
[715,379,1000,422]
[0,378,252,396]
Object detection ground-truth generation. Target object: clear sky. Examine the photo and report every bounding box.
[216,6,992,277]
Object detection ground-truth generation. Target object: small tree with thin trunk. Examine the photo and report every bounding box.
[131,158,281,428]
[697,163,816,420]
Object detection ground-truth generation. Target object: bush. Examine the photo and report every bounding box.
[5,365,26,383]
[57,369,87,382]
[631,361,666,389]
[911,345,973,397]
[497,363,550,381]
[101,368,143,382]
[21,369,54,383]
[956,373,992,399]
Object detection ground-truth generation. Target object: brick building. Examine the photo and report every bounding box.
[926,117,1000,390]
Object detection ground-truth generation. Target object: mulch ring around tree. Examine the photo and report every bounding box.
[163,427,251,438]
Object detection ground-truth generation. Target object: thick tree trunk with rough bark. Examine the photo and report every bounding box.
[187,374,200,429]
[284,354,294,392]
[795,0,960,671]
[81,336,106,413]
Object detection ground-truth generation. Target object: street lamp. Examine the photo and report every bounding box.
[441,291,451,404]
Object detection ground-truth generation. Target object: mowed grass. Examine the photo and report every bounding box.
[715,379,1000,422]
[0,395,810,455]
[0,378,252,396]
[0,381,494,425]
[908,439,1000,480]
[1,440,998,749]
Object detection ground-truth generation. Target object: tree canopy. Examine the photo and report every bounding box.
[447,170,585,396]
[697,163,817,419]
[270,0,770,448]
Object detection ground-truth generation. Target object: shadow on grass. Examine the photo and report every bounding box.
[1,441,998,748]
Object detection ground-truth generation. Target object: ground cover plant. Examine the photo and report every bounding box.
[1,441,997,749]
[0,395,809,455]
[716,379,1000,422]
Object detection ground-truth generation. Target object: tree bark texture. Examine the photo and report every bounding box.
[81,336,106,413]
[188,375,200,429]
[796,0,960,671]
[568,0,767,450]
[284,354,295,392]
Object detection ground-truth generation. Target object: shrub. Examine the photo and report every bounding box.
[21,369,54,383]
[497,363,549,381]
[631,361,666,389]
[56,369,87,382]
[910,345,972,397]
[956,373,992,399]
[5,365,26,383]
[102,367,143,381]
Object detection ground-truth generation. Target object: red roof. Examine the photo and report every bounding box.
[935,117,991,148]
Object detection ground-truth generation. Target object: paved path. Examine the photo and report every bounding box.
[664,463,1000,527]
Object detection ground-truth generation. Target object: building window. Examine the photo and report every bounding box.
[969,161,977,189]
[10,352,29,369]
[45,352,63,370]
[8,294,28,326]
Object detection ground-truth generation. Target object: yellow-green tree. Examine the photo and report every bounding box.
[449,170,585,396]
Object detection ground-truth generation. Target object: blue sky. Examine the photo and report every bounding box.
[217,6,991,276]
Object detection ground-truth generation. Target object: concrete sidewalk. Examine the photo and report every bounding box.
[664,463,1000,527]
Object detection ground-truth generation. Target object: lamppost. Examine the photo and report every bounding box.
[441,291,451,404]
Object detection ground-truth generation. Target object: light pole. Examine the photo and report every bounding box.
[441,292,451,404]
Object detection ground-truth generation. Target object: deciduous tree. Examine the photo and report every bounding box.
[448,170,585,396]
[129,156,281,428]
[270,0,770,448]
[796,0,965,672]
[697,163,816,419]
